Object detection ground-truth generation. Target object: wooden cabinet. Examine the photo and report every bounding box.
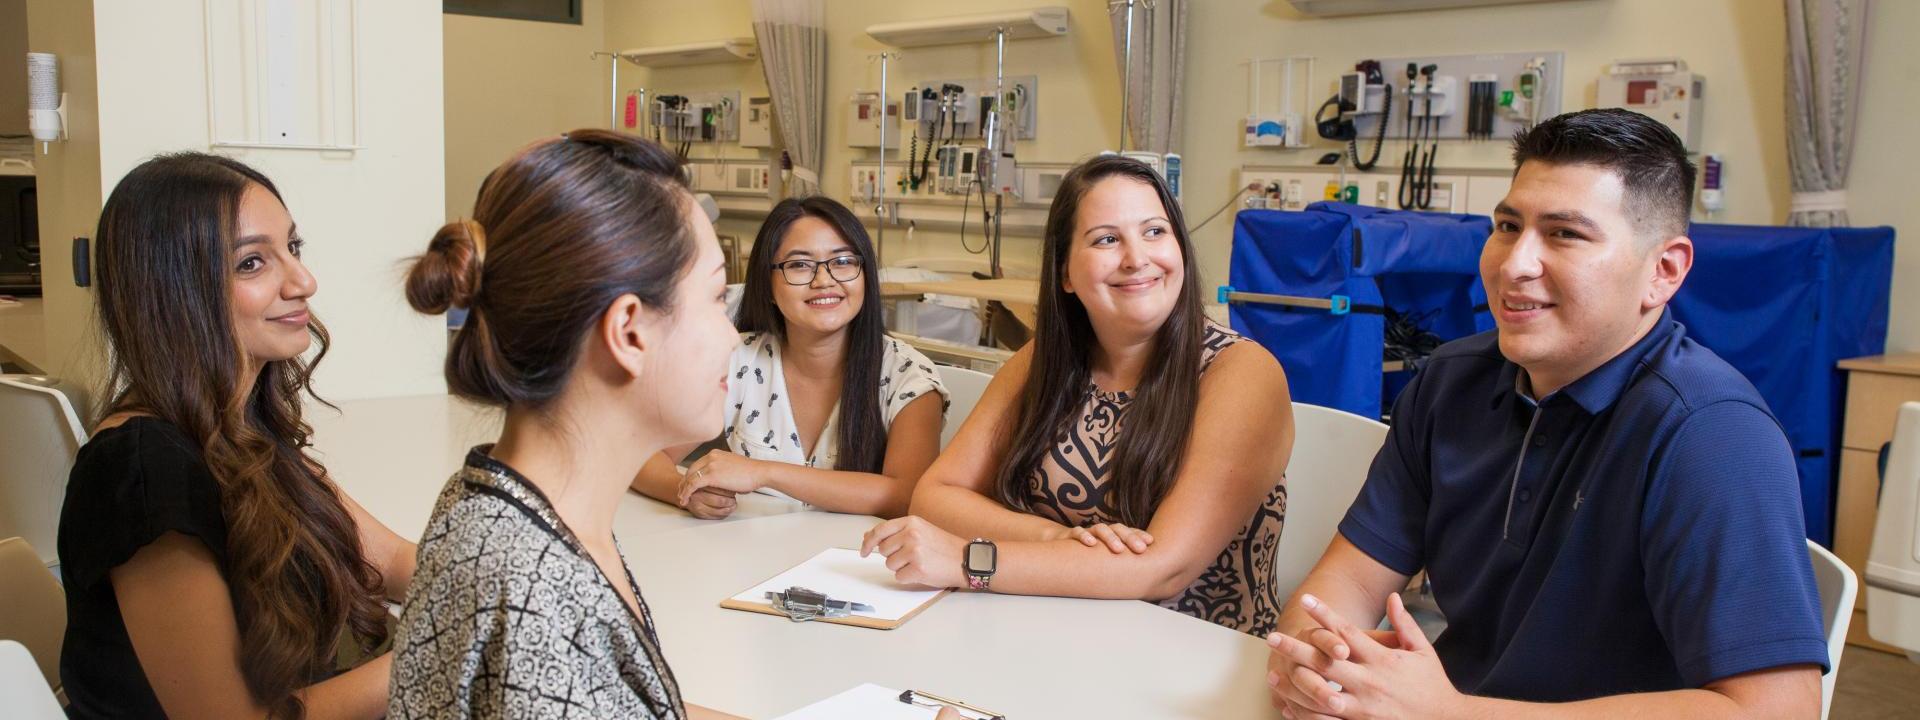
[1836,353,1920,651]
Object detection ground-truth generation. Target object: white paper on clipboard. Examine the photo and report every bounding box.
[730,548,941,621]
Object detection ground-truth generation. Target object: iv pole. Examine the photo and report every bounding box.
[988,27,1007,279]
[1108,0,1157,153]
[591,51,645,134]
[870,52,897,268]
[591,51,621,129]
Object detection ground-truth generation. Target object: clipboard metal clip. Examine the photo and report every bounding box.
[765,585,874,622]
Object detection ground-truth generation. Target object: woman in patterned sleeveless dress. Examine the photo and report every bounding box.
[862,155,1295,636]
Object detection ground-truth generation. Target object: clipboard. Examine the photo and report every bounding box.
[774,683,1006,719]
[721,547,951,630]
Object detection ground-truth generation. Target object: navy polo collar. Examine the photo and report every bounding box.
[1493,308,1680,415]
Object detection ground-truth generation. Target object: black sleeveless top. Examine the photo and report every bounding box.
[57,417,231,718]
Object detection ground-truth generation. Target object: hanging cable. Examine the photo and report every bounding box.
[1397,64,1420,210]
[959,179,990,254]
[1190,184,1260,234]
[1347,82,1392,172]
[1415,64,1439,209]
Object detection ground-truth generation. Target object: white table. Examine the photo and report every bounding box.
[307,394,799,541]
[624,513,1276,719]
[312,394,1278,718]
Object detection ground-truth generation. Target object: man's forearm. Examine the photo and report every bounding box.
[1278,574,1391,637]
[1455,689,1750,720]
[1447,666,1821,720]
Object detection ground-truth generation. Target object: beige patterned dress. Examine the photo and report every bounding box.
[1021,322,1288,636]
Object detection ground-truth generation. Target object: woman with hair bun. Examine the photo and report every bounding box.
[388,131,742,718]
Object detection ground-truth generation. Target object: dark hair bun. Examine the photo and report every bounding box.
[405,219,486,314]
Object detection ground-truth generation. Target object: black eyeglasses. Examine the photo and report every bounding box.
[773,255,863,286]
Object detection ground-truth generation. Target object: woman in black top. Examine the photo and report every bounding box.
[57,153,414,718]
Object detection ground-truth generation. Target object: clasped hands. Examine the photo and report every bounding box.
[674,450,764,519]
[857,515,1158,588]
[1265,593,1464,720]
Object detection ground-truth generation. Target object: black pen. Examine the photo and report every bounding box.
[898,688,1007,719]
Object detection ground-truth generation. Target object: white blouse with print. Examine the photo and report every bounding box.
[723,332,949,502]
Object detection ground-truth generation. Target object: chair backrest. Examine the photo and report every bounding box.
[0,537,65,698]
[933,365,995,449]
[1865,401,1920,660]
[1274,402,1389,601]
[0,376,87,567]
[1806,539,1856,720]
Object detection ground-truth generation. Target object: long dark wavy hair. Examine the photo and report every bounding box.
[93,153,388,718]
[993,155,1208,527]
[732,196,888,473]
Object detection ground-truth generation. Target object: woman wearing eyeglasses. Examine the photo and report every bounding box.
[630,196,947,520]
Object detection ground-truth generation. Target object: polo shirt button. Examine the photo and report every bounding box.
[1532,434,1547,447]
[1519,489,1533,503]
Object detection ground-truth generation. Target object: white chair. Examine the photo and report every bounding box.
[933,365,995,449]
[1867,401,1920,665]
[1806,539,1856,720]
[0,537,65,707]
[1274,402,1389,601]
[0,376,88,568]
[0,641,62,720]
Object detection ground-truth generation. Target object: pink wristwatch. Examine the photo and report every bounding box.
[964,538,996,590]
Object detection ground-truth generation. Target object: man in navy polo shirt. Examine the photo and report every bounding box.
[1264,109,1828,719]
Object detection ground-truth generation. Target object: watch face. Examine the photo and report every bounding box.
[966,541,996,573]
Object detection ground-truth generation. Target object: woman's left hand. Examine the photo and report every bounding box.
[677,450,767,505]
[860,516,968,589]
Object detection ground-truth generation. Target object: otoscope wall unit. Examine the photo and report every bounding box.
[651,91,743,145]
[896,77,1041,144]
[1341,51,1564,142]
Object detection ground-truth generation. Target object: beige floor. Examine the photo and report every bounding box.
[1832,646,1920,719]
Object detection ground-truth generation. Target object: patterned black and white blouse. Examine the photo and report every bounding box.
[1022,321,1288,637]
[390,448,685,719]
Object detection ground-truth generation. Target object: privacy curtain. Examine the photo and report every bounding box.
[752,0,827,197]
[1785,0,1871,227]
[1108,0,1187,155]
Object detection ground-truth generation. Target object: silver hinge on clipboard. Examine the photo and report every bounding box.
[765,586,874,622]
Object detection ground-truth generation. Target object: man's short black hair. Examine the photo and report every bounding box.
[1511,108,1697,244]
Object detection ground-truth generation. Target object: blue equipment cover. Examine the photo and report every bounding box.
[1228,202,1490,420]
[1668,224,1894,546]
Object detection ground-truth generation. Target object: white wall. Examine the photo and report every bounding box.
[1850,0,1920,352]
[444,0,609,222]
[28,0,448,400]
